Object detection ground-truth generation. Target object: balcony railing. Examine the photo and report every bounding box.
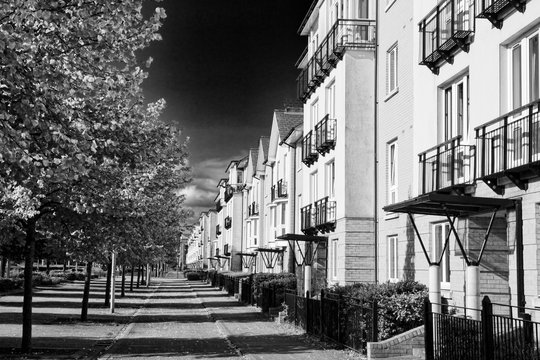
[476,0,526,29]
[224,216,232,229]
[302,131,319,167]
[419,136,476,195]
[224,244,230,256]
[224,185,234,203]
[215,248,220,256]
[271,184,277,201]
[419,0,475,74]
[313,197,336,233]
[297,19,376,102]
[216,200,223,213]
[277,179,287,198]
[475,100,540,193]
[216,224,221,236]
[315,115,337,155]
[300,204,315,235]
[248,202,259,216]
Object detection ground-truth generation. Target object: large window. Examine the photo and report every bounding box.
[310,99,319,130]
[326,81,336,119]
[432,223,451,289]
[325,160,335,198]
[310,171,318,203]
[386,44,398,95]
[388,236,398,281]
[510,32,539,110]
[387,141,398,204]
[443,74,470,142]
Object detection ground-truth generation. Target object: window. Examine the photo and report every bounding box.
[325,160,335,198]
[386,44,398,95]
[388,236,398,281]
[433,223,451,288]
[310,99,319,129]
[509,32,540,110]
[326,82,336,119]
[442,74,470,142]
[310,171,318,203]
[387,141,397,204]
[332,239,338,279]
[253,219,258,245]
[358,0,368,18]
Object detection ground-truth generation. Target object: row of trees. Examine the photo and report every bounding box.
[0,0,191,353]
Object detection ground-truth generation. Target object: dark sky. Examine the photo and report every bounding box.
[142,0,312,219]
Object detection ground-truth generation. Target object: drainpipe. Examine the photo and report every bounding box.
[516,199,525,314]
[373,0,379,283]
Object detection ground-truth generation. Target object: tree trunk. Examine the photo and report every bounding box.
[104,258,112,307]
[0,256,6,278]
[136,264,141,288]
[81,261,93,321]
[21,218,36,353]
[130,265,134,292]
[62,260,66,273]
[120,265,126,298]
[45,259,50,275]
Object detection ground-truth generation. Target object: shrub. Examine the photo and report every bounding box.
[326,280,428,341]
[65,272,86,281]
[252,273,296,306]
[0,278,23,292]
[185,271,205,281]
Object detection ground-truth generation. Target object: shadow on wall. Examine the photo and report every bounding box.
[404,215,416,281]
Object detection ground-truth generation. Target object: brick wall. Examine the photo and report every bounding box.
[367,325,425,359]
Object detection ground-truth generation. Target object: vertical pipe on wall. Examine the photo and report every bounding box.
[515,199,525,314]
[373,0,379,283]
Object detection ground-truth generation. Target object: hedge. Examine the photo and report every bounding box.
[326,280,428,341]
[252,273,296,305]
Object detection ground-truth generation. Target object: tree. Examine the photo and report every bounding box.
[0,0,174,352]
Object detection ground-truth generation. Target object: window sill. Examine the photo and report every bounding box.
[385,0,397,12]
[385,212,399,221]
[384,88,399,102]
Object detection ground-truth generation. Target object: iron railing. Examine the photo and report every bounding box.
[424,296,540,360]
[216,200,223,213]
[224,216,232,229]
[315,115,337,155]
[419,0,475,73]
[248,202,259,216]
[313,197,336,233]
[223,243,230,256]
[285,290,379,352]
[302,131,318,166]
[475,100,540,179]
[418,136,476,194]
[216,224,221,236]
[271,184,277,201]
[277,179,288,198]
[224,185,234,202]
[300,204,315,235]
[476,0,526,29]
[297,19,376,102]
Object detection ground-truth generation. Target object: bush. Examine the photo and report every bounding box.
[252,273,296,305]
[326,280,428,341]
[185,271,204,281]
[0,278,23,292]
[65,272,86,281]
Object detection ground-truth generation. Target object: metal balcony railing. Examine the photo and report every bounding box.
[216,200,223,213]
[315,115,337,155]
[277,179,287,198]
[224,216,232,229]
[475,100,540,189]
[418,136,476,195]
[216,224,221,236]
[476,0,526,29]
[313,197,336,233]
[224,185,234,203]
[248,202,259,216]
[300,204,315,235]
[224,243,230,256]
[302,131,319,167]
[271,184,277,202]
[297,19,376,102]
[419,0,475,74]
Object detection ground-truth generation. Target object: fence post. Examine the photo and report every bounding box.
[337,293,343,344]
[371,300,379,342]
[320,289,325,338]
[424,297,434,360]
[481,296,494,360]
[306,290,312,334]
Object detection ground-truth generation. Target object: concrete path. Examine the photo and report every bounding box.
[99,278,358,360]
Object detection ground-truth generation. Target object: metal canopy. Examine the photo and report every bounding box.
[384,193,515,267]
[256,247,285,269]
[277,233,328,267]
[237,252,257,269]
[383,193,514,217]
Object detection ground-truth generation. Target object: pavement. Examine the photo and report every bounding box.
[0,274,418,359]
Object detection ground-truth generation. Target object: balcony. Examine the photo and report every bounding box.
[224,244,230,256]
[224,185,234,203]
[277,179,288,198]
[224,216,232,229]
[313,197,336,234]
[475,100,540,194]
[476,0,526,29]
[216,224,221,236]
[302,131,318,167]
[419,136,476,195]
[216,199,223,212]
[300,204,316,236]
[297,19,376,102]
[215,248,220,256]
[248,202,259,216]
[315,115,337,155]
[419,0,475,74]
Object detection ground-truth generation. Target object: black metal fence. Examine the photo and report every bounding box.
[285,289,378,352]
[425,296,540,360]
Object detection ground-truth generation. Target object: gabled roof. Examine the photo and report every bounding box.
[237,155,248,170]
[248,148,259,177]
[217,178,228,188]
[275,110,303,144]
[260,136,270,164]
